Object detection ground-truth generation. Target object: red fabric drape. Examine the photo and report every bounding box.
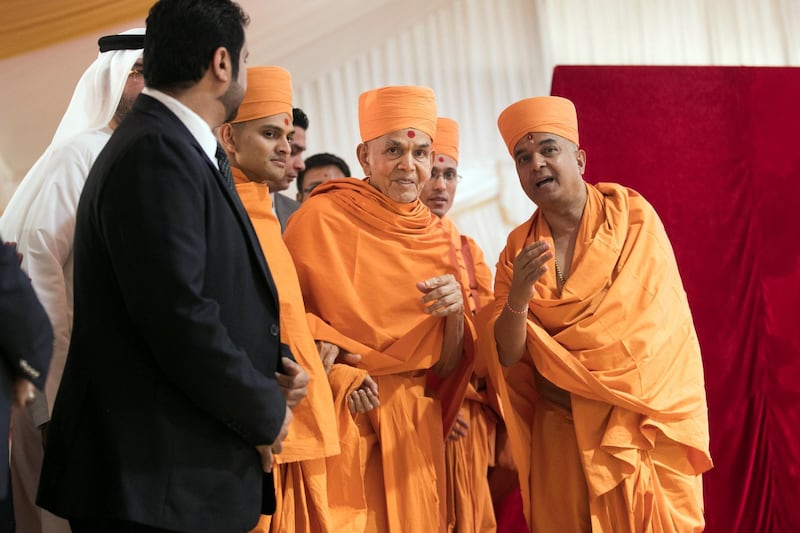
[548,65,800,533]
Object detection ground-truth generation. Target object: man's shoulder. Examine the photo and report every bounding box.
[48,128,111,162]
[105,107,202,164]
[274,193,300,211]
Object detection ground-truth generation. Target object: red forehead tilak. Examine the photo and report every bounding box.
[285,118,290,126]
[407,130,415,138]
[438,156,444,162]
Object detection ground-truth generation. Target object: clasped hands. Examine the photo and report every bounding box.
[316,341,380,415]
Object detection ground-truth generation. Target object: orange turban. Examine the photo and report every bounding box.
[432,117,459,164]
[497,96,579,156]
[358,85,437,143]
[232,66,292,124]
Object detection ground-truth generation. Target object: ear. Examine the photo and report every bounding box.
[576,148,587,176]
[218,123,237,154]
[356,142,370,177]
[209,47,232,83]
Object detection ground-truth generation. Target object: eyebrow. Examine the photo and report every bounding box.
[385,139,431,149]
[513,146,530,159]
[514,137,557,158]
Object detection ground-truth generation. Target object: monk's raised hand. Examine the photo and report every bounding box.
[348,374,380,414]
[275,357,309,408]
[510,240,552,301]
[417,274,464,317]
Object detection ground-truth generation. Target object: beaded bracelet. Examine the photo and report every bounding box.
[505,299,528,315]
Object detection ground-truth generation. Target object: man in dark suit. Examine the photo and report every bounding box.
[0,238,53,528]
[37,1,305,532]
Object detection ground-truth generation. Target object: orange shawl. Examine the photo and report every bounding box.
[482,182,713,524]
[283,178,474,532]
[233,173,339,461]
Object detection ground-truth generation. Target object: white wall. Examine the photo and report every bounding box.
[2,0,798,268]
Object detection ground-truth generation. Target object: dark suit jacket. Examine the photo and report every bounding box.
[0,238,52,500]
[37,95,288,533]
[273,192,299,233]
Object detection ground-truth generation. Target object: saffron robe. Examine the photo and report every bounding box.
[283,178,474,533]
[444,233,497,532]
[482,182,713,532]
[233,172,343,533]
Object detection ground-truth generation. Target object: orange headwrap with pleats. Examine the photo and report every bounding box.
[497,96,579,156]
[432,117,459,164]
[358,85,437,142]
[232,66,292,124]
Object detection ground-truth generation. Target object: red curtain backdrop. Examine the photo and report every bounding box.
[548,66,800,532]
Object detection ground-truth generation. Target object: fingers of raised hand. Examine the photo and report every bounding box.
[513,241,553,285]
[417,274,456,294]
[421,279,464,316]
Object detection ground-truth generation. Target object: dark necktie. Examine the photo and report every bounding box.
[215,143,236,194]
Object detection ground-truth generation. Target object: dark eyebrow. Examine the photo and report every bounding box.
[513,146,530,159]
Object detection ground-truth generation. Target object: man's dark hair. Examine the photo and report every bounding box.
[297,153,352,191]
[293,108,310,130]
[144,0,249,91]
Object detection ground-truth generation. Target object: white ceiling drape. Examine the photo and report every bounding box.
[288,0,799,267]
[2,0,797,265]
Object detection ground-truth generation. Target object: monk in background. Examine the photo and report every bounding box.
[284,86,474,532]
[483,96,712,532]
[419,117,497,532]
[218,66,378,532]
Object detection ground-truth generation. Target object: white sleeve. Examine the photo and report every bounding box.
[19,142,95,425]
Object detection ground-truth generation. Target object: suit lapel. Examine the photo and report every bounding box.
[202,154,281,310]
[138,97,281,311]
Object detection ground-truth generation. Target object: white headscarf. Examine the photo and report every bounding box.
[0,28,144,239]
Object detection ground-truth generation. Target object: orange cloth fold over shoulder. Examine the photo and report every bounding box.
[284,178,475,532]
[482,182,712,527]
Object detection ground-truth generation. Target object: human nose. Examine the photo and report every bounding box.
[278,137,290,155]
[397,151,415,170]
[431,175,447,190]
[533,152,547,168]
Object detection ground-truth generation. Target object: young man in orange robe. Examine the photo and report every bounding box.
[484,96,713,532]
[218,66,378,532]
[419,117,497,532]
[283,86,475,532]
